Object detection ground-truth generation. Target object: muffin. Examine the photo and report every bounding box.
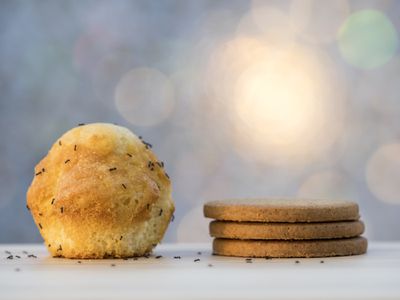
[26,123,174,258]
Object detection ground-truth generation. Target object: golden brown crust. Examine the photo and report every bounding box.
[27,123,174,258]
[204,198,359,222]
[213,237,368,258]
[210,220,365,240]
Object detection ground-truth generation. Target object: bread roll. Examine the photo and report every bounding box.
[27,123,174,258]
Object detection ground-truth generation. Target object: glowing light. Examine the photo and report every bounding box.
[338,10,399,69]
[115,67,175,127]
[298,170,356,200]
[203,36,271,121]
[177,205,211,243]
[366,143,400,205]
[234,56,321,148]
[210,39,345,166]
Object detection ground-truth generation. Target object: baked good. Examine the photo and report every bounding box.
[206,198,366,258]
[213,237,368,258]
[204,198,359,222]
[26,123,174,259]
[210,220,365,240]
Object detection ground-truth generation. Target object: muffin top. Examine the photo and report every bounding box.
[26,123,174,258]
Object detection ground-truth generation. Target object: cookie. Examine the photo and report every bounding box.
[210,220,365,240]
[204,198,359,222]
[213,237,368,258]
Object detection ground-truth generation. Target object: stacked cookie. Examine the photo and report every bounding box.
[204,199,367,258]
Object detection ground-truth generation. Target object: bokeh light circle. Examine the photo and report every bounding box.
[115,67,175,126]
[338,10,399,69]
[234,56,322,149]
[208,39,346,166]
[366,143,400,205]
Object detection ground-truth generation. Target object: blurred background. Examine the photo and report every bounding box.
[1,0,400,243]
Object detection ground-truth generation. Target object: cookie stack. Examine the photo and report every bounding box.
[203,198,367,258]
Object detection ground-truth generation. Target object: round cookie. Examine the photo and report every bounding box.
[210,220,365,240]
[204,198,359,222]
[213,237,368,258]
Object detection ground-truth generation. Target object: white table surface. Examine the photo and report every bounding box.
[1,242,399,300]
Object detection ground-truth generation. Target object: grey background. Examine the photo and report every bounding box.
[1,0,400,243]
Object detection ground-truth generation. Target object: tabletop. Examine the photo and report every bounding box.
[1,242,399,300]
